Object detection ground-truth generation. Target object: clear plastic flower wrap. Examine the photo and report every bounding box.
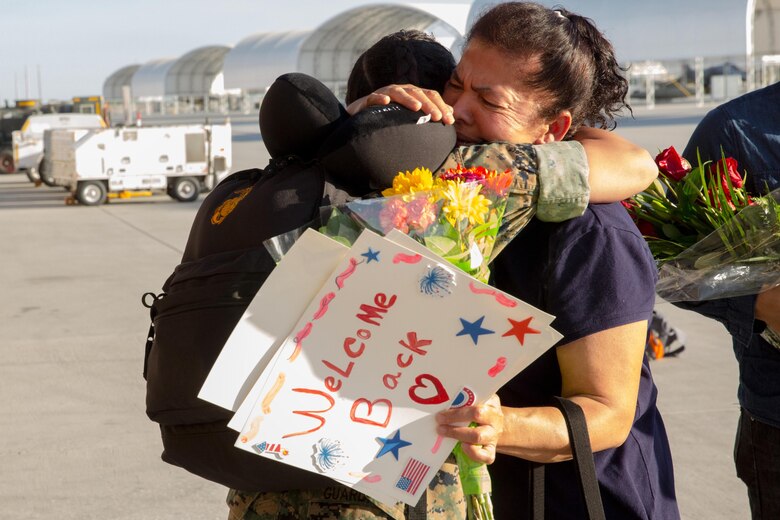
[655,187,780,302]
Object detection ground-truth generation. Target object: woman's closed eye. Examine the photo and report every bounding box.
[480,97,504,109]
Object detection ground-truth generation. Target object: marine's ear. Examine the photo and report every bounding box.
[316,104,457,195]
[259,73,348,159]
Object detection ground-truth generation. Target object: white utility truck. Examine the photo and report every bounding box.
[12,113,106,183]
[47,122,231,205]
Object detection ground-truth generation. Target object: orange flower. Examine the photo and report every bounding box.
[482,170,513,197]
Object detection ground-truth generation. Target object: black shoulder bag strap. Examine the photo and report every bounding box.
[529,396,606,520]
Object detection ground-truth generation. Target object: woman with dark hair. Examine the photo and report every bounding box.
[357,3,679,518]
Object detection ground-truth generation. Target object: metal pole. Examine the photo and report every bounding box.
[695,57,705,107]
[746,0,756,91]
[24,66,29,99]
[37,65,42,102]
[645,74,656,110]
[122,85,133,126]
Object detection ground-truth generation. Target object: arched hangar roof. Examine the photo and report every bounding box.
[131,58,176,99]
[165,45,232,96]
[222,31,311,95]
[103,64,140,101]
[298,3,465,84]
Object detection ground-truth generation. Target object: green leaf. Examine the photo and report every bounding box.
[693,251,727,269]
[424,235,457,256]
[661,223,683,240]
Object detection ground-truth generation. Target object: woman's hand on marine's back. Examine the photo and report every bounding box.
[346,83,455,125]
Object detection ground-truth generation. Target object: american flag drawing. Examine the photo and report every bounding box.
[395,457,431,495]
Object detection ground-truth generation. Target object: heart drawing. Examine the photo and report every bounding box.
[408,373,449,405]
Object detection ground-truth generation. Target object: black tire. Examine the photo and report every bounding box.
[26,167,41,183]
[76,181,107,206]
[170,176,200,202]
[26,158,43,183]
[39,160,57,187]
[0,152,14,174]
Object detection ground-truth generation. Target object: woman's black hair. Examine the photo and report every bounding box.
[468,2,631,135]
[346,30,456,104]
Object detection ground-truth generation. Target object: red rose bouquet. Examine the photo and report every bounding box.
[624,146,780,302]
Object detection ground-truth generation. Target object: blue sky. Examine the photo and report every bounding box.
[0,0,468,104]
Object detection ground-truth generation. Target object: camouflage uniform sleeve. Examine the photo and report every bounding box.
[439,141,590,260]
[532,140,590,222]
[438,142,538,261]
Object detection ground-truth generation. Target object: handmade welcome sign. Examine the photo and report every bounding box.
[233,230,561,506]
[199,229,349,414]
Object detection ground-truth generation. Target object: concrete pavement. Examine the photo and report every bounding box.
[0,104,751,519]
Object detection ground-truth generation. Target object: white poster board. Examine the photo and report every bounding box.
[232,230,561,506]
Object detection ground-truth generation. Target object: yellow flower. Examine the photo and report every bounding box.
[439,180,492,227]
[381,167,435,197]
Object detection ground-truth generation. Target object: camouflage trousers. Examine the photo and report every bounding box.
[226,457,466,520]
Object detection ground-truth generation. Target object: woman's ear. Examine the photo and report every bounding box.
[537,110,573,143]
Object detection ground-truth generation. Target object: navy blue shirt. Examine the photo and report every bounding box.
[682,82,780,428]
[491,203,679,519]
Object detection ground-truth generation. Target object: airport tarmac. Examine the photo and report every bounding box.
[0,102,751,519]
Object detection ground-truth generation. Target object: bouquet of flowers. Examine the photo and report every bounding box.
[623,146,780,303]
[318,165,513,284]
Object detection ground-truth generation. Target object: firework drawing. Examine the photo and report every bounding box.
[312,438,349,473]
[419,266,454,297]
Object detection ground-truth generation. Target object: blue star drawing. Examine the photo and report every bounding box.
[456,316,495,345]
[361,247,380,263]
[375,429,412,460]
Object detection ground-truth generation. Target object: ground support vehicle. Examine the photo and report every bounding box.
[47,122,231,205]
[0,103,36,173]
[12,114,106,183]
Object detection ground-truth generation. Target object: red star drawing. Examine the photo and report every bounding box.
[502,317,541,345]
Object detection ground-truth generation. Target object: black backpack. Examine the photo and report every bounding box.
[142,73,455,492]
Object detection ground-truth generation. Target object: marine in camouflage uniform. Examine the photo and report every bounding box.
[226,140,589,520]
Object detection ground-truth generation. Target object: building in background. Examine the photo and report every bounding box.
[103,0,780,117]
[222,31,311,114]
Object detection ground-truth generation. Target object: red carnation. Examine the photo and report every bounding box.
[378,198,409,234]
